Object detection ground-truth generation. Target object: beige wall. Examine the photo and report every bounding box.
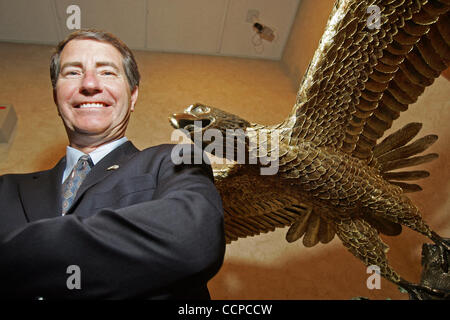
[281,0,336,89]
[0,1,449,299]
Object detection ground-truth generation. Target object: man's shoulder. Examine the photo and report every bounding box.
[0,170,47,194]
[0,158,64,184]
[133,143,211,174]
[140,143,175,154]
[131,143,174,162]
[138,143,199,160]
[1,168,52,181]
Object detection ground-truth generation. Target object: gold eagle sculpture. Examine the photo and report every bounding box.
[169,0,450,299]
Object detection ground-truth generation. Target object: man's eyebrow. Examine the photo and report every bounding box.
[60,61,82,70]
[96,61,120,72]
[60,61,120,71]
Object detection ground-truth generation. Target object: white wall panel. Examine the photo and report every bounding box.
[220,0,300,59]
[53,0,147,49]
[146,0,228,54]
[0,0,59,44]
[0,0,300,60]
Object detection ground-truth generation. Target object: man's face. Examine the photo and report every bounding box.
[54,39,138,147]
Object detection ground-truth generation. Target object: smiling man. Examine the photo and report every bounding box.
[54,37,138,152]
[0,29,225,299]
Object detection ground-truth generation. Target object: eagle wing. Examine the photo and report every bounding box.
[216,0,450,246]
[214,166,337,246]
[287,0,449,162]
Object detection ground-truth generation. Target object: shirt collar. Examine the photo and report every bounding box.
[63,137,128,183]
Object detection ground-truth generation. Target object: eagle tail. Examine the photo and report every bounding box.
[372,122,438,193]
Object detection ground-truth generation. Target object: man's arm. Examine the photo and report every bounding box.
[0,148,225,299]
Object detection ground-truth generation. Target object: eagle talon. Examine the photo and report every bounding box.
[399,280,450,300]
[430,233,450,273]
[438,245,449,274]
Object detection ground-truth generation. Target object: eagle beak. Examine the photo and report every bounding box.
[169,113,199,130]
[169,113,182,129]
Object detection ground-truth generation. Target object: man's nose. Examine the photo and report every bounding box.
[80,70,102,95]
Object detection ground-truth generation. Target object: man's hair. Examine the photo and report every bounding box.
[50,29,140,91]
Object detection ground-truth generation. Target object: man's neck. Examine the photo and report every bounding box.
[68,135,126,154]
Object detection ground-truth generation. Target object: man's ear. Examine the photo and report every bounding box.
[53,89,61,116]
[130,86,139,112]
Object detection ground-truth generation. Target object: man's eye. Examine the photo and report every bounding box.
[64,70,80,76]
[101,70,117,76]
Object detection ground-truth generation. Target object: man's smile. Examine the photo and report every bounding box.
[74,102,111,108]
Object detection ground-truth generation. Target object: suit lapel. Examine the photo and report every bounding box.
[65,141,140,215]
[19,158,66,222]
[19,141,140,221]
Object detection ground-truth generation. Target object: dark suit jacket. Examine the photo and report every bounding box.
[0,142,225,299]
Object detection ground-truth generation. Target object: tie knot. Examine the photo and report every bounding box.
[76,155,93,169]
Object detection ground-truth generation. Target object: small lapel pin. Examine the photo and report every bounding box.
[107,165,120,171]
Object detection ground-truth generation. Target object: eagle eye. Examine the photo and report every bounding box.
[193,105,210,114]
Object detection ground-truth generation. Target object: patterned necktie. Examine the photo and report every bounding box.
[62,155,93,215]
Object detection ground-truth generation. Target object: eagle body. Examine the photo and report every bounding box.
[170,0,450,298]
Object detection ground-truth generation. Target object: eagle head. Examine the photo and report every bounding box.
[169,103,253,160]
[169,103,251,134]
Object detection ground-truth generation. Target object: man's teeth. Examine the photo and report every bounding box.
[78,103,106,108]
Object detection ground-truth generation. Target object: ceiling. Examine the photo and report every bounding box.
[0,0,300,60]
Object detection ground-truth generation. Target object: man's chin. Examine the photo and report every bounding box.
[74,127,109,135]
[65,121,128,146]
[68,126,114,143]
[70,121,111,134]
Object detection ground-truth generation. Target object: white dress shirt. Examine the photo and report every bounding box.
[62,137,128,183]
